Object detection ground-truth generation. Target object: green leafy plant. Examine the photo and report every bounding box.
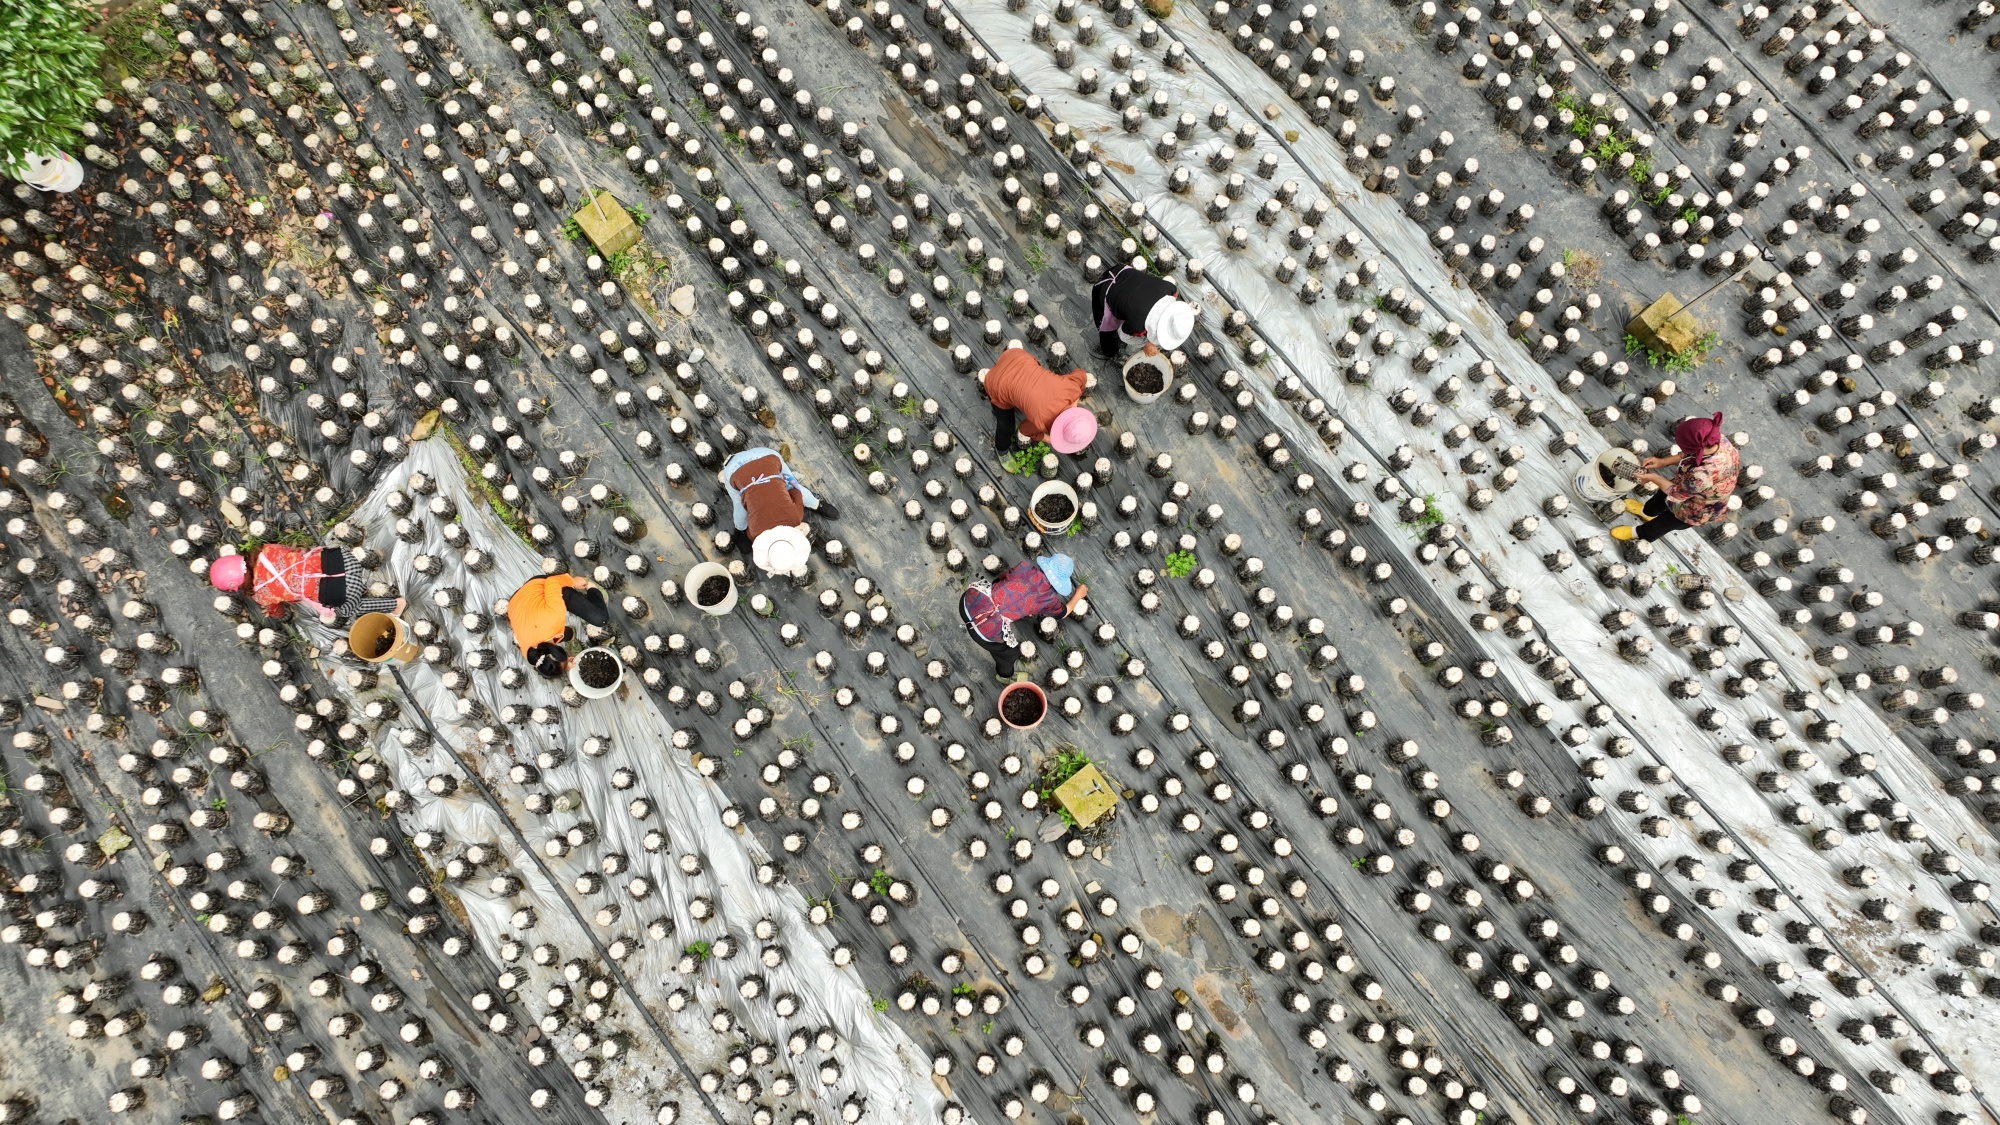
[868,868,893,895]
[1396,493,1446,534]
[951,982,976,999]
[895,395,921,418]
[1034,746,1094,805]
[1024,244,1048,274]
[871,995,890,1013]
[1626,330,1720,373]
[624,202,651,225]
[683,940,711,962]
[980,1020,995,1034]
[1001,441,1053,475]
[0,0,106,173]
[1163,549,1197,579]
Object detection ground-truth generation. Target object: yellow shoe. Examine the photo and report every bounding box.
[1622,498,1647,517]
[1610,525,1637,541]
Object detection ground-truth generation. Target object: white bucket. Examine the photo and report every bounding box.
[568,646,625,698]
[1574,448,1640,503]
[1028,480,1080,534]
[685,561,738,616]
[1121,351,1172,404]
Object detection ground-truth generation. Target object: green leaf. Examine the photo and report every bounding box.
[0,0,107,170]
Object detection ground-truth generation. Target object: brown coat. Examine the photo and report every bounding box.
[728,453,807,538]
[982,349,1088,441]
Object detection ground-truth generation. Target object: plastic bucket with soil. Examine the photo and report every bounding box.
[686,561,738,616]
[1028,480,1080,535]
[999,681,1049,730]
[349,613,420,664]
[569,646,625,699]
[1574,448,1641,504]
[1121,351,1173,405]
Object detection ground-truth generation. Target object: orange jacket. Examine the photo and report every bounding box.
[982,349,1088,441]
[507,574,591,656]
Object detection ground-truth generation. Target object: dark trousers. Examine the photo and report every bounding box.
[969,629,1018,677]
[1637,491,1691,541]
[1091,271,1122,358]
[993,402,1021,453]
[561,584,611,627]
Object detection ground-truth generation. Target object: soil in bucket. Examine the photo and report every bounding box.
[1125,361,1167,395]
[1033,493,1077,526]
[1597,460,1619,488]
[1002,687,1046,726]
[696,574,733,607]
[365,630,393,659]
[576,649,621,689]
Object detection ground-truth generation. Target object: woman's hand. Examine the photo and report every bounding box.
[393,597,407,615]
[1636,471,1674,491]
[1641,455,1680,470]
[1141,341,1160,357]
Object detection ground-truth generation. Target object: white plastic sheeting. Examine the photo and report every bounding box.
[314,439,949,1125]
[950,0,1999,1102]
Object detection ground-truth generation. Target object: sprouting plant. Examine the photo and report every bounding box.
[1350,856,1365,869]
[625,203,651,225]
[1163,549,1197,579]
[1396,493,1446,534]
[684,940,711,962]
[560,216,586,241]
[209,796,228,810]
[895,395,921,418]
[1628,331,1720,373]
[1024,244,1048,274]
[1679,206,1699,224]
[951,982,976,998]
[868,868,893,895]
[1001,441,1053,475]
[871,995,890,1013]
[980,1020,995,1034]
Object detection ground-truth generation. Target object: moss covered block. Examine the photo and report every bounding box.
[1055,763,1119,828]
[573,190,640,257]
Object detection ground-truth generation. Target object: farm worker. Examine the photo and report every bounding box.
[979,346,1096,456]
[959,554,1089,685]
[1612,413,1742,542]
[507,573,611,678]
[1091,263,1197,359]
[208,543,403,625]
[718,446,838,578]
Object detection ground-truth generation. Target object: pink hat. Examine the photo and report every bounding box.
[1048,407,1098,454]
[209,553,247,591]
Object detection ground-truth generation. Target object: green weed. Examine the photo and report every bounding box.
[1001,441,1053,475]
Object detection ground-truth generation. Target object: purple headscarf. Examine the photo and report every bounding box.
[1675,413,1723,453]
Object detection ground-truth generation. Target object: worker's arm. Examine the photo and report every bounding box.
[1641,454,1685,470]
[1064,584,1089,614]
